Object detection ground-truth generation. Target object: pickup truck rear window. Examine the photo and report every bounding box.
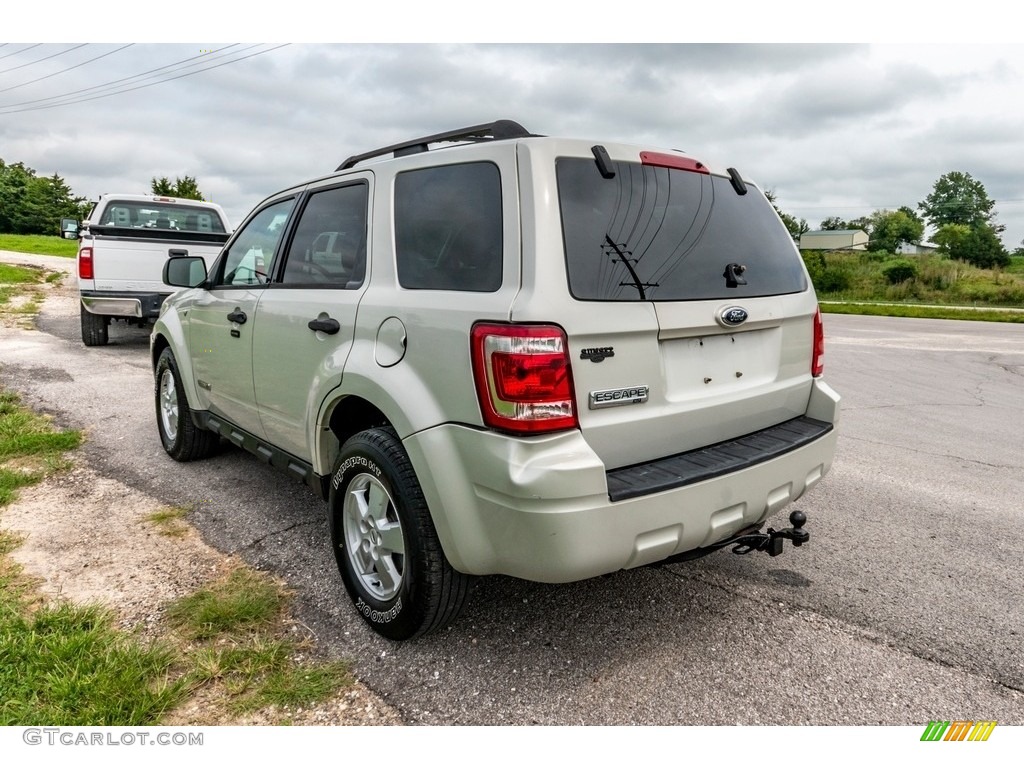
[97,201,228,234]
[556,158,806,301]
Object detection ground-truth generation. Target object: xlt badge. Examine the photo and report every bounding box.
[589,385,649,409]
[581,346,614,363]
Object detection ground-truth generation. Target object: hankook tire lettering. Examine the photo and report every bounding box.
[356,596,402,623]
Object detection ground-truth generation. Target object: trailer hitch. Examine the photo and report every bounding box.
[655,510,811,566]
[729,510,809,557]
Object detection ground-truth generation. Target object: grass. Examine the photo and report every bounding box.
[0,263,60,328]
[821,302,1024,323]
[0,394,169,726]
[0,391,81,505]
[145,505,191,538]
[166,568,284,641]
[0,263,43,284]
[0,264,44,314]
[165,567,354,715]
[0,388,355,725]
[0,584,184,725]
[0,234,78,258]
[805,250,1024,321]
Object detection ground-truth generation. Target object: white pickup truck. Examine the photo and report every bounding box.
[71,194,231,346]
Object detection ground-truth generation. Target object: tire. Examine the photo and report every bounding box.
[80,303,109,346]
[155,348,219,461]
[328,427,471,640]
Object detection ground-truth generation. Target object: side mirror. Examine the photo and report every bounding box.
[60,218,79,239]
[163,255,208,288]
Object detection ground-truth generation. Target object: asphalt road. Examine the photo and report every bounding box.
[1,252,1022,725]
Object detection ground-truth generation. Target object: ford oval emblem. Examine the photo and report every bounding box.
[719,306,749,327]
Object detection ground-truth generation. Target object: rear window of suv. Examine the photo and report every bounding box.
[556,157,806,301]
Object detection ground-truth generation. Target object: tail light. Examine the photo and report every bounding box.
[471,323,578,435]
[78,247,94,280]
[812,306,825,377]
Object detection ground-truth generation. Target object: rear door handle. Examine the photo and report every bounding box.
[308,317,341,335]
[227,309,247,324]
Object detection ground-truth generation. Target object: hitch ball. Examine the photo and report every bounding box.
[789,510,809,546]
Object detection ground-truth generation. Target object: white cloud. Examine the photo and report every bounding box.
[2,41,1024,247]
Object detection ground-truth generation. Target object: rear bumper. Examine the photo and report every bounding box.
[81,291,169,319]
[405,378,840,582]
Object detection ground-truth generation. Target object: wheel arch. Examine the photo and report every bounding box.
[151,316,203,415]
[316,394,392,480]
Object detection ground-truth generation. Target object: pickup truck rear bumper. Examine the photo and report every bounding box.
[81,291,169,319]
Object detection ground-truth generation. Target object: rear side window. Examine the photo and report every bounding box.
[280,183,368,288]
[557,158,806,301]
[395,162,502,292]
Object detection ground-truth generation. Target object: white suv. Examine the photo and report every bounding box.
[152,120,840,640]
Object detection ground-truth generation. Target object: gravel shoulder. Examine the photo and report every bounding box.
[0,251,401,726]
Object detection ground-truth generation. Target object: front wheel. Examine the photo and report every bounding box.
[329,428,471,640]
[155,348,218,461]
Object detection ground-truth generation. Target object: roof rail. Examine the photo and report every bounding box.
[336,119,536,171]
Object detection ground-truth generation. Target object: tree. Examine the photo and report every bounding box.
[0,159,88,235]
[151,175,206,201]
[764,189,808,241]
[933,223,971,254]
[919,171,1001,232]
[867,208,925,253]
[818,215,869,232]
[957,225,1010,269]
[934,223,1008,269]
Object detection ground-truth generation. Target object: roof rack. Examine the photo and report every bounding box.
[336,119,536,171]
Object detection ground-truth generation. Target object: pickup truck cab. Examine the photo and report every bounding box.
[76,194,231,346]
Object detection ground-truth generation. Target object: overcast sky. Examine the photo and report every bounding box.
[5,13,1024,249]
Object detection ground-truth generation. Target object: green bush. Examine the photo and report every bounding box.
[801,251,826,283]
[881,259,918,285]
[817,265,853,293]
[801,251,852,293]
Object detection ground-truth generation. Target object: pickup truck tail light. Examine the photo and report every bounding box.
[78,247,94,280]
[812,306,825,377]
[471,323,578,434]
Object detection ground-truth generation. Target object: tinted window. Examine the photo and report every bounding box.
[280,184,368,288]
[218,198,295,286]
[395,162,502,292]
[557,158,806,301]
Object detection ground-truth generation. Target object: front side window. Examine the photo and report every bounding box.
[557,158,806,301]
[280,184,368,288]
[218,198,295,286]
[395,162,502,292]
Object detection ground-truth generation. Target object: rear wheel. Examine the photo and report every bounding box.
[329,427,471,640]
[155,348,218,461]
[80,303,109,346]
